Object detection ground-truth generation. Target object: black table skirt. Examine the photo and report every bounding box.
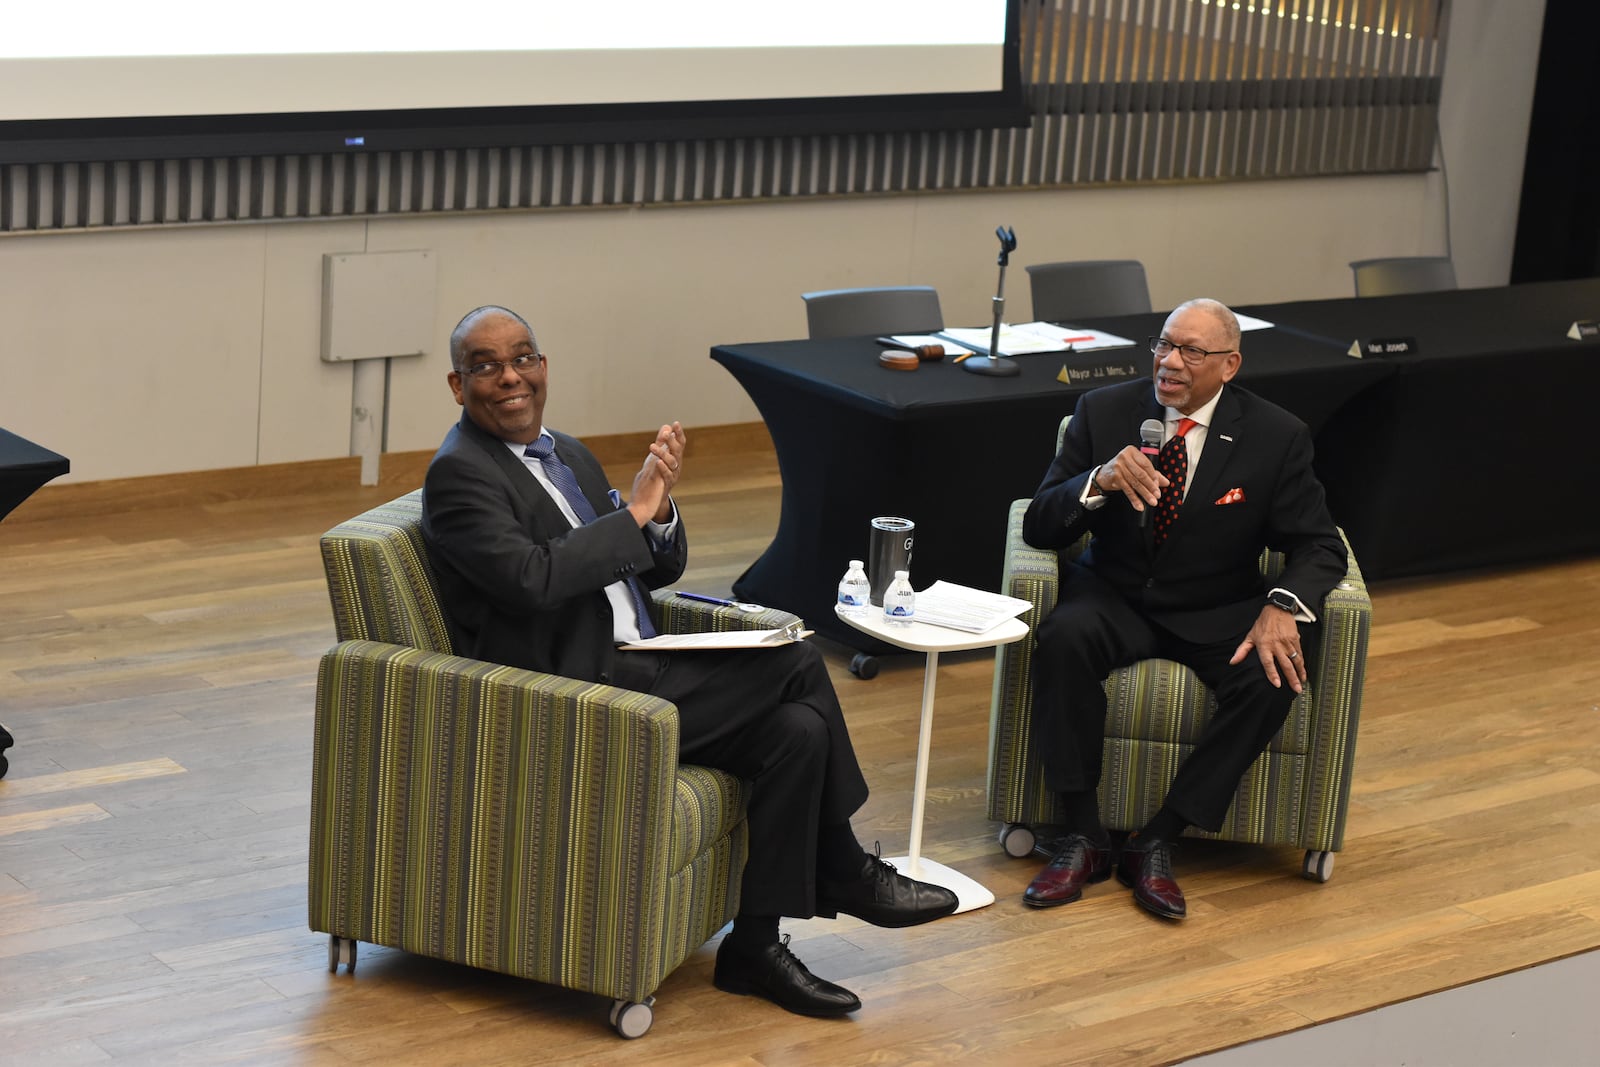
[1241,278,1600,578]
[1,427,70,524]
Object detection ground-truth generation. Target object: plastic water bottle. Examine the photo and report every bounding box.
[883,570,915,627]
[837,559,871,616]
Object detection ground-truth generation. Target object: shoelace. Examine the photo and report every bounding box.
[1140,841,1175,879]
[1048,835,1093,868]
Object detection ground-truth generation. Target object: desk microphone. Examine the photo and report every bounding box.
[961,225,1022,378]
[1137,418,1163,527]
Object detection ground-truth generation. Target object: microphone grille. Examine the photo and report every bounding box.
[1139,418,1164,449]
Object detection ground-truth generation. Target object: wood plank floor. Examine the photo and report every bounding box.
[3,432,1599,1066]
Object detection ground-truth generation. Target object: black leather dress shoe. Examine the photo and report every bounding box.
[1117,835,1187,919]
[713,934,861,1017]
[1022,831,1113,908]
[815,845,960,928]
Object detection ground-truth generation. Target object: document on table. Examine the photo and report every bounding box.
[936,322,1137,356]
[881,334,970,353]
[910,581,1033,634]
[620,621,812,651]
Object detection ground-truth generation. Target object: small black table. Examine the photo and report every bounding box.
[1,426,71,777]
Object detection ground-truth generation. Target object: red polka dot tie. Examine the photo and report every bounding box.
[1152,417,1197,547]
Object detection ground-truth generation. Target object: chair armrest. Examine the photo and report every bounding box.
[1000,499,1061,624]
[1300,528,1370,851]
[652,591,802,634]
[309,639,689,975]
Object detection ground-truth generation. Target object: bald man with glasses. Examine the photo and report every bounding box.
[419,305,958,1019]
[1018,297,1347,920]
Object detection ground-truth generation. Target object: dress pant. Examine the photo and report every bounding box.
[1030,560,1299,832]
[611,641,869,918]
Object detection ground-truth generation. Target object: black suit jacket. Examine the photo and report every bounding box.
[421,413,687,684]
[1022,378,1347,642]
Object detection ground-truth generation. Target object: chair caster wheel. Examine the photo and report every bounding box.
[998,823,1037,859]
[849,653,879,679]
[609,996,654,1038]
[1302,849,1335,882]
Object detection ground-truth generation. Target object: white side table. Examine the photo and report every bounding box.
[833,604,1030,913]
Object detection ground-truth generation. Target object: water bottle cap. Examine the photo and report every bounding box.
[894,570,909,578]
[849,560,864,568]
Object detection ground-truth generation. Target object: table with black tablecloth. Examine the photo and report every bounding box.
[1,426,71,777]
[1242,278,1600,579]
[712,319,1388,652]
[1,427,70,523]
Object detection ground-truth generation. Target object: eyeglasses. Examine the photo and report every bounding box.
[460,352,545,380]
[1148,336,1234,366]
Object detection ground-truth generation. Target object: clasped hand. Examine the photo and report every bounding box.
[1093,445,1168,513]
[628,421,685,526]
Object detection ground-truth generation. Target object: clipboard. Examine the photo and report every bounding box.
[620,620,812,651]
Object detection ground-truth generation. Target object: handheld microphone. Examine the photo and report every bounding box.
[1137,419,1163,527]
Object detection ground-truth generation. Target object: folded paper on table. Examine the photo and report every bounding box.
[620,621,812,651]
[907,580,1032,634]
[938,322,1137,356]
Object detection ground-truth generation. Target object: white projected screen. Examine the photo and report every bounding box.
[1,1,1011,122]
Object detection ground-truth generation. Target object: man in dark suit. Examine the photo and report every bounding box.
[1020,298,1347,920]
[421,305,957,1017]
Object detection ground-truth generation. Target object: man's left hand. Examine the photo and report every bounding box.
[647,422,684,522]
[1230,605,1306,692]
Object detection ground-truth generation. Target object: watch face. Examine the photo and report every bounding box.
[1270,591,1296,611]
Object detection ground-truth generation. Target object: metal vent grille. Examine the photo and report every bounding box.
[1,0,1446,236]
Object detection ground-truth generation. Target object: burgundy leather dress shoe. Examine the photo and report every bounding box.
[815,845,959,928]
[713,934,861,1017]
[1023,831,1113,908]
[1117,835,1187,919]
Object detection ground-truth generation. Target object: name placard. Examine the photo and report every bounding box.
[1056,359,1141,385]
[1568,320,1599,341]
[1347,336,1419,358]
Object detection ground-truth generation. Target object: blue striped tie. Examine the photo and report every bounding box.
[525,437,657,638]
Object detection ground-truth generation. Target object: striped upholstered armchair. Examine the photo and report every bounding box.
[986,419,1369,882]
[310,490,798,1038]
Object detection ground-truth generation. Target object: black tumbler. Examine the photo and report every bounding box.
[867,516,915,605]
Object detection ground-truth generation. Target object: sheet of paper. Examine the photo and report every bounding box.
[1011,321,1139,352]
[908,580,1032,634]
[619,625,812,651]
[936,324,1074,356]
[1234,313,1274,332]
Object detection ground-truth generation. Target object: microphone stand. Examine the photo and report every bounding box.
[962,225,1022,378]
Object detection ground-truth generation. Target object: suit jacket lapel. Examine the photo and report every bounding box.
[1182,385,1240,523]
[457,414,572,531]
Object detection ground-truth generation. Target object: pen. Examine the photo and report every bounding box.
[675,591,736,607]
[1062,334,1096,344]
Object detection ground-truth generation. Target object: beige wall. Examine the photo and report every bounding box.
[0,0,1545,484]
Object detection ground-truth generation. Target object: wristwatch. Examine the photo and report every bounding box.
[1268,589,1298,613]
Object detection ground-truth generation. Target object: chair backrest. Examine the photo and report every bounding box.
[1348,256,1457,297]
[1026,259,1152,321]
[801,285,944,340]
[319,489,456,654]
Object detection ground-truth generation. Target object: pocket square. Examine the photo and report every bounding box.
[1214,487,1245,505]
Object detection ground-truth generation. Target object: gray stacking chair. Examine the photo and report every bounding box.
[802,286,944,339]
[1349,256,1458,297]
[1025,260,1152,321]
